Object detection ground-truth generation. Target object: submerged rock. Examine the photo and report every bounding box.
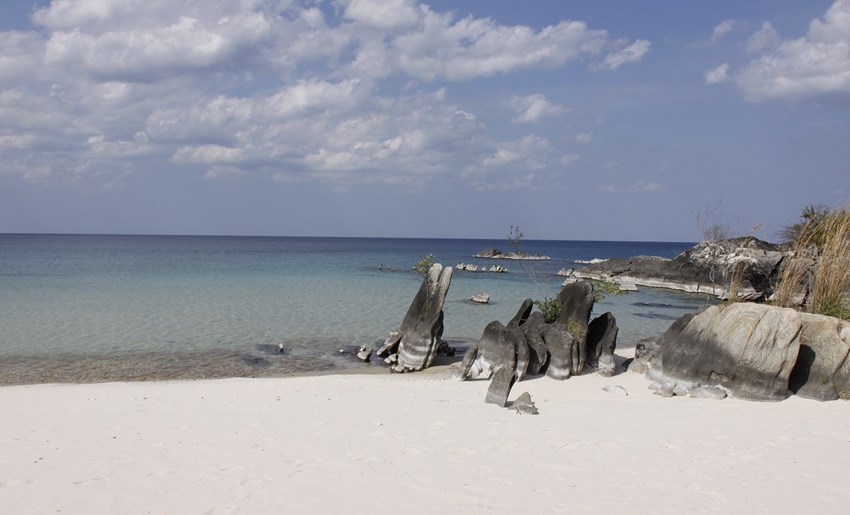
[471,292,491,304]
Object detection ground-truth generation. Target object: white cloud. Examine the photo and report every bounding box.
[711,19,737,44]
[37,1,273,82]
[745,22,780,54]
[343,0,422,30]
[575,132,593,143]
[0,0,652,188]
[734,0,850,100]
[508,94,568,124]
[704,63,730,84]
[594,39,651,71]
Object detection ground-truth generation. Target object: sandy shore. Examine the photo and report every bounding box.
[2,364,849,514]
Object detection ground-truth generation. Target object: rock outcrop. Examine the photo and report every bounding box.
[572,237,786,301]
[640,302,850,401]
[473,248,550,260]
[378,264,453,372]
[459,281,619,404]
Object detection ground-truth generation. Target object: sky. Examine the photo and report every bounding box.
[1,0,848,242]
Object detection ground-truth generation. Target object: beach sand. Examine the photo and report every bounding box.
[1,363,849,514]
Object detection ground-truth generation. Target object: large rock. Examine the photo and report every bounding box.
[586,312,618,376]
[545,281,595,379]
[543,324,582,380]
[574,237,787,301]
[651,303,802,401]
[394,264,453,372]
[521,311,549,375]
[788,313,850,401]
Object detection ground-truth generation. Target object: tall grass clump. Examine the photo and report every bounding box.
[775,206,850,319]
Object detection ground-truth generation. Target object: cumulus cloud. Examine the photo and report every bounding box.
[734,0,850,100]
[711,19,737,44]
[594,39,651,71]
[745,22,781,54]
[508,94,568,124]
[0,0,652,187]
[704,63,730,84]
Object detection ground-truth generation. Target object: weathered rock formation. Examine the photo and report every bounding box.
[459,281,619,405]
[377,264,453,372]
[473,247,550,260]
[572,237,786,301]
[638,302,850,401]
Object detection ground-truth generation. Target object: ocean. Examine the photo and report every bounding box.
[0,234,706,384]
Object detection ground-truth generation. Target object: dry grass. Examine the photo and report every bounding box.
[774,207,850,319]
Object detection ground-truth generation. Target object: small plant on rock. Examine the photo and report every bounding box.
[533,296,562,323]
[414,254,435,276]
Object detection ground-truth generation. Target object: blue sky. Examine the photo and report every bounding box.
[1,0,848,241]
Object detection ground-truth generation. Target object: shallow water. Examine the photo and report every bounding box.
[0,234,706,384]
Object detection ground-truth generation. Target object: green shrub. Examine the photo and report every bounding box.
[592,277,623,302]
[534,296,562,323]
[413,254,435,276]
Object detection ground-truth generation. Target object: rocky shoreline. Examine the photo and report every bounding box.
[373,236,848,404]
[473,247,550,260]
[564,237,787,301]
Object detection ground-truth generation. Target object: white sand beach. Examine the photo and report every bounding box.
[2,365,849,514]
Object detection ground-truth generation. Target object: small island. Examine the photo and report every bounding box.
[473,247,550,260]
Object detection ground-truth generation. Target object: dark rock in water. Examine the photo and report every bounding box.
[508,392,539,415]
[521,311,549,375]
[587,312,618,376]
[376,331,402,358]
[393,264,453,372]
[486,365,517,407]
[357,345,373,363]
[651,303,801,401]
[471,292,491,304]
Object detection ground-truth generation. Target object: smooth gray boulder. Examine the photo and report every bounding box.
[394,264,453,372]
[788,313,850,401]
[651,303,802,401]
[471,292,490,304]
[486,365,517,407]
[586,312,618,376]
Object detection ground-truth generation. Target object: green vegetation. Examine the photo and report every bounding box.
[413,253,435,276]
[533,296,562,323]
[592,277,623,302]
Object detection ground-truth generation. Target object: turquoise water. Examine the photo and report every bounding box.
[0,234,705,383]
